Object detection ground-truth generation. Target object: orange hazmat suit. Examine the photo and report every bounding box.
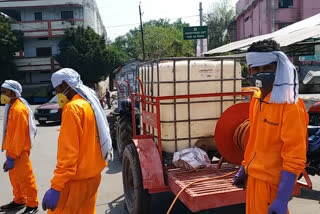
[48,94,107,214]
[2,99,38,207]
[243,92,308,214]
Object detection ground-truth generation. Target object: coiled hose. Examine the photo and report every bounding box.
[166,119,250,214]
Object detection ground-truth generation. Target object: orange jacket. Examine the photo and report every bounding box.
[243,91,308,185]
[51,94,107,191]
[3,99,31,159]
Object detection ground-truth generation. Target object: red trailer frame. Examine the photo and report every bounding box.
[124,76,254,212]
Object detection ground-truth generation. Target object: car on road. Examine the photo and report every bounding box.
[34,95,61,124]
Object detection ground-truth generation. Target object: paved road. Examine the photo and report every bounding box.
[0,98,319,214]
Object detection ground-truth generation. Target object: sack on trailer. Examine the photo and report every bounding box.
[173,147,211,171]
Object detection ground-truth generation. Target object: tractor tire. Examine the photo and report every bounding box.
[122,144,150,214]
[117,116,133,159]
[107,115,117,149]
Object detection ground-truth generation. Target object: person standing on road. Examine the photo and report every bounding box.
[42,68,113,213]
[233,40,308,214]
[105,89,111,109]
[0,80,38,214]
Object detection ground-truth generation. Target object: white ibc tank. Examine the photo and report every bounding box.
[139,59,242,153]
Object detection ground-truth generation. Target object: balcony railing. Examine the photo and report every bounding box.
[11,19,84,38]
[15,57,61,72]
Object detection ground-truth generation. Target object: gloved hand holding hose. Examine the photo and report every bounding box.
[268,171,297,214]
[233,166,248,189]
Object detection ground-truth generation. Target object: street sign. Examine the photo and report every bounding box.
[183,26,208,40]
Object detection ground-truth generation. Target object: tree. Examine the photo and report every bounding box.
[56,26,125,87]
[111,19,194,60]
[205,0,235,50]
[0,13,24,82]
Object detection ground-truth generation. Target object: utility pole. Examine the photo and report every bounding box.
[271,0,275,32]
[199,2,203,55]
[139,3,145,60]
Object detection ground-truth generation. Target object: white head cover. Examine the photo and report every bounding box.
[246,51,299,104]
[1,80,37,150]
[51,68,113,161]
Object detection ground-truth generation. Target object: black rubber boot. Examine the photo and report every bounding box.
[22,206,39,214]
[0,201,25,212]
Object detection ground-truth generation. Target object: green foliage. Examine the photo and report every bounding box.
[56,26,125,87]
[205,0,235,50]
[111,19,195,60]
[0,13,24,82]
[242,63,250,86]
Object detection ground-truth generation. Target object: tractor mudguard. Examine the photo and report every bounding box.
[132,138,166,190]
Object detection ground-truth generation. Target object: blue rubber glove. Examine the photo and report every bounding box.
[3,156,15,172]
[268,171,296,214]
[42,188,60,211]
[233,166,247,189]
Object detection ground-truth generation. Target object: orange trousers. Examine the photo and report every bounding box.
[8,151,38,207]
[246,176,289,214]
[48,174,101,214]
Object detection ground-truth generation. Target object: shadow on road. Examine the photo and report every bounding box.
[104,195,127,214]
[105,150,122,175]
[295,187,320,201]
[103,191,245,214]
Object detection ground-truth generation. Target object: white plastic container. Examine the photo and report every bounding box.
[139,59,242,153]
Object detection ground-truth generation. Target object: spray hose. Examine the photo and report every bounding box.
[166,171,237,214]
[166,119,250,214]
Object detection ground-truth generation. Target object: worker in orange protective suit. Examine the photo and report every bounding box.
[42,68,113,213]
[0,80,38,214]
[233,40,308,214]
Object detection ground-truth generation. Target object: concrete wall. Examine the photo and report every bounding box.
[20,7,83,21]
[95,77,110,98]
[301,0,320,19]
[3,0,106,85]
[25,71,52,84]
[82,0,106,36]
[237,0,269,39]
[24,38,60,57]
[236,0,320,40]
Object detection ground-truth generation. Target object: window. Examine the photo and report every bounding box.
[36,47,52,57]
[34,12,42,21]
[279,0,293,8]
[61,11,74,19]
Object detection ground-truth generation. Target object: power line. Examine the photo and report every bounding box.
[104,14,200,29]
[105,23,140,29]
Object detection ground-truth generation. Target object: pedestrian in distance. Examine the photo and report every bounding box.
[42,68,113,213]
[106,89,111,109]
[0,80,39,214]
[233,39,309,214]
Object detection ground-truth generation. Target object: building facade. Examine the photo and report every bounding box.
[0,0,106,85]
[236,0,320,40]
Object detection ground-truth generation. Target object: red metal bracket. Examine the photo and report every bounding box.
[292,170,313,196]
[132,138,166,191]
[113,80,127,99]
[123,80,132,95]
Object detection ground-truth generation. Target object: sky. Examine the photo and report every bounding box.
[96,0,238,41]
